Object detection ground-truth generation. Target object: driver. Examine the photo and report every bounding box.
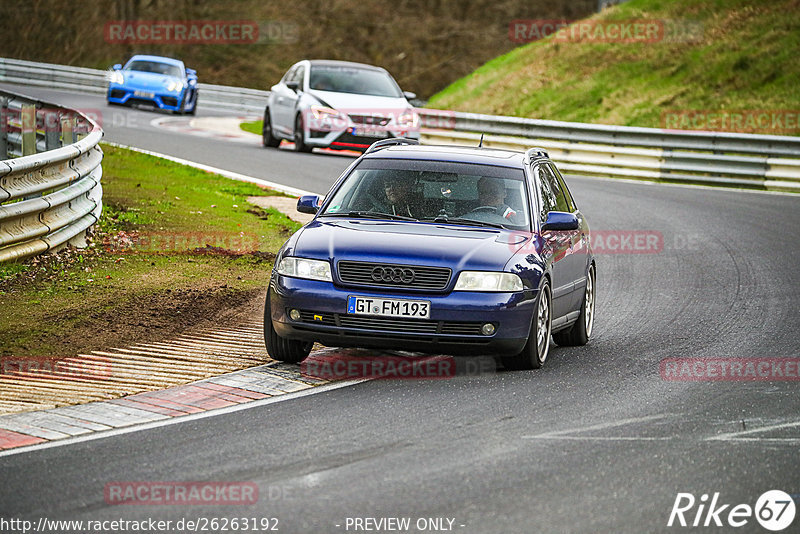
[475,177,518,222]
[381,173,420,217]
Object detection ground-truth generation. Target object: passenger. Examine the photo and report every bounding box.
[474,176,518,222]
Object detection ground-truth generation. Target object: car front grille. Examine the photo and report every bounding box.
[339,315,439,334]
[349,114,390,126]
[162,96,179,107]
[338,261,451,291]
[293,310,488,338]
[109,89,125,99]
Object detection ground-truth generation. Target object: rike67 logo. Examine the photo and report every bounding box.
[668,490,796,531]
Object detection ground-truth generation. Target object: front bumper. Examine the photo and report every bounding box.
[107,85,185,111]
[269,275,535,356]
[306,126,420,152]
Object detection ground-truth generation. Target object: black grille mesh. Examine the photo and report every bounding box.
[338,261,451,290]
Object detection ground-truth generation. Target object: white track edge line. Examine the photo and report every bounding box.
[0,378,365,458]
[102,141,313,198]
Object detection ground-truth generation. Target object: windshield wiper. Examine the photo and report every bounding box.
[420,216,506,229]
[321,211,418,222]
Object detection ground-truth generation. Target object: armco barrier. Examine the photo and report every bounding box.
[2,57,798,191]
[0,89,103,262]
[417,112,800,191]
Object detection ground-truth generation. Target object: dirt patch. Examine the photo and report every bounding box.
[36,283,267,358]
[248,195,315,225]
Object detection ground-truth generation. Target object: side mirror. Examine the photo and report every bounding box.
[541,211,579,232]
[186,68,197,76]
[286,80,300,92]
[297,195,322,214]
[112,64,122,70]
[403,91,417,100]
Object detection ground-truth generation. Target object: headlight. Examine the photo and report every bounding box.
[109,71,124,85]
[166,80,182,92]
[276,257,332,282]
[310,105,345,120]
[397,109,419,128]
[454,271,523,292]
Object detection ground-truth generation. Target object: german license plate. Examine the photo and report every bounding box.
[134,90,155,98]
[347,296,430,319]
[350,127,389,138]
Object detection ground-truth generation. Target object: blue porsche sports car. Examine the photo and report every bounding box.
[265,139,596,370]
[107,54,198,114]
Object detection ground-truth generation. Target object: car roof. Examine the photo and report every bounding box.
[306,59,386,72]
[363,144,528,168]
[128,55,184,67]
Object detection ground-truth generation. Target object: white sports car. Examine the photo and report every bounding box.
[262,59,419,152]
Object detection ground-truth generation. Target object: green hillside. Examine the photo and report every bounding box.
[0,0,595,100]
[428,0,800,134]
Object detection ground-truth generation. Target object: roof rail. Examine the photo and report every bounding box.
[364,137,420,155]
[524,147,550,163]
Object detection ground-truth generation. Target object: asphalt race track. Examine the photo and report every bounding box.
[1,83,799,533]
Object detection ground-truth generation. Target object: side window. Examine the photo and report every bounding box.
[292,65,306,89]
[282,65,298,84]
[535,165,557,222]
[540,164,571,213]
[548,163,576,212]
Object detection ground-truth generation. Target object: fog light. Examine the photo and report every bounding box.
[481,323,496,336]
[289,309,301,321]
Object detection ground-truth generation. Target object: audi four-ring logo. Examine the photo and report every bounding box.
[371,266,415,284]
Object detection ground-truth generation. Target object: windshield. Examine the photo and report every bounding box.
[320,161,530,230]
[309,66,403,98]
[125,60,183,78]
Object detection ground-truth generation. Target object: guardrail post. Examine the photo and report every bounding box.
[43,108,60,150]
[20,104,36,156]
[61,114,74,146]
[0,96,7,159]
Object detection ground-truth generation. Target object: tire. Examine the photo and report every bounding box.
[263,291,313,364]
[262,108,280,147]
[293,113,312,153]
[502,280,552,370]
[553,264,595,347]
[188,93,197,116]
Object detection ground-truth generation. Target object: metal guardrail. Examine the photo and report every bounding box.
[0,57,269,113]
[0,89,103,262]
[2,57,798,192]
[417,111,800,191]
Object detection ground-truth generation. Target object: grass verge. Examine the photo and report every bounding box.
[0,143,301,358]
[428,0,800,134]
[240,120,261,136]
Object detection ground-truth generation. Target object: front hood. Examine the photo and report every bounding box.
[121,71,180,91]
[306,90,410,114]
[291,220,527,272]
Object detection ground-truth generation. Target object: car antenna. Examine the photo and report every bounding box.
[478,133,484,147]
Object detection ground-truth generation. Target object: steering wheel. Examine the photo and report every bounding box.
[471,206,498,213]
[363,192,390,213]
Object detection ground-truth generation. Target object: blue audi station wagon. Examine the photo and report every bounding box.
[265,139,595,370]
